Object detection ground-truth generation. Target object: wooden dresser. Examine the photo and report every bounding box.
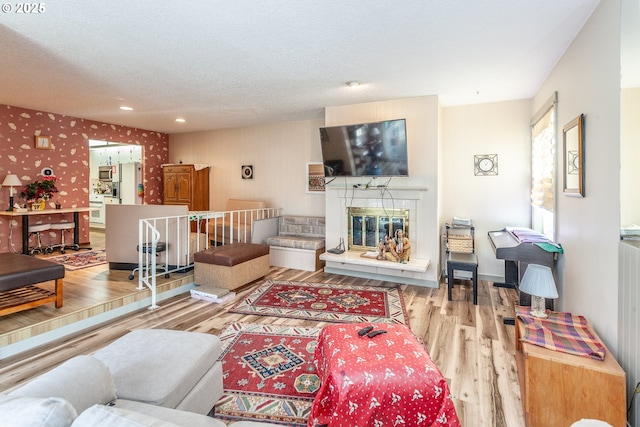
[515,315,626,427]
[162,164,209,211]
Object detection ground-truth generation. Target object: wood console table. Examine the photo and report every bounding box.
[0,207,95,255]
[515,315,626,427]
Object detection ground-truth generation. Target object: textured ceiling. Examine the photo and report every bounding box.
[1,1,603,134]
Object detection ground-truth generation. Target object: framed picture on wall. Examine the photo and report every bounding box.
[35,135,52,150]
[306,162,325,193]
[563,114,584,197]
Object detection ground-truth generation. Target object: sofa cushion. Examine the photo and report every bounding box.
[71,404,181,427]
[93,329,222,409]
[112,400,227,427]
[266,235,325,250]
[0,253,65,292]
[9,355,117,415]
[194,243,270,266]
[0,394,77,427]
[278,216,325,238]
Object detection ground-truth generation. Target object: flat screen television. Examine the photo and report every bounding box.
[319,118,408,177]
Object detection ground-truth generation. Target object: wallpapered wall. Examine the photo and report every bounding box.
[0,104,169,253]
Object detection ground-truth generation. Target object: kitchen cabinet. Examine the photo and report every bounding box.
[89,194,104,225]
[162,164,209,211]
[104,196,119,205]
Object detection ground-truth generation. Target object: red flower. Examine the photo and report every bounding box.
[19,176,59,202]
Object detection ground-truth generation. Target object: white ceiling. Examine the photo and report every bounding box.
[1,1,605,134]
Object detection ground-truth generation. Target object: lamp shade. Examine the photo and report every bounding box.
[2,174,21,187]
[519,264,558,299]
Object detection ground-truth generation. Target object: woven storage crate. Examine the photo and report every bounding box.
[447,235,473,253]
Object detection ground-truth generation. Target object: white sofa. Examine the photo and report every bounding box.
[0,329,283,427]
[264,216,325,271]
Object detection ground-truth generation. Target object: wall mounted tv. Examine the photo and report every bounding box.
[319,118,408,177]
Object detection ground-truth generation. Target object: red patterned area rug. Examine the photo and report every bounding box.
[229,280,409,325]
[214,323,320,426]
[46,249,107,271]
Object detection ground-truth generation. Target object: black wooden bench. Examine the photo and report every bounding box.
[0,253,65,316]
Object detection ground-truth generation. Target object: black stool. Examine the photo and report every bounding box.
[447,252,478,304]
[128,241,169,280]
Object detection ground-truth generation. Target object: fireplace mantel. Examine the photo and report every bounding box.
[327,185,428,201]
[327,185,428,190]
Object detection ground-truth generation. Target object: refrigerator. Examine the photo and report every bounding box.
[112,162,142,204]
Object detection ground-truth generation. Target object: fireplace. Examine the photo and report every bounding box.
[322,185,436,287]
[348,207,409,251]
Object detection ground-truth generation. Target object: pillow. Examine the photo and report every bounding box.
[71,404,181,427]
[0,394,77,427]
[570,420,614,427]
[9,355,117,414]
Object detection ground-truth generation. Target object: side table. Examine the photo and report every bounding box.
[515,315,626,427]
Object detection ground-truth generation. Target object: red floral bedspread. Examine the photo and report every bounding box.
[308,323,460,427]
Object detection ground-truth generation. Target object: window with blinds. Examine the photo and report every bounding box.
[531,92,557,240]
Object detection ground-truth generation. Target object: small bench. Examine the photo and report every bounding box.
[0,253,65,316]
[193,243,270,290]
[447,252,478,305]
[266,216,325,272]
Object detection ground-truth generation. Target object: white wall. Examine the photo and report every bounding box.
[441,100,532,280]
[533,0,621,350]
[324,96,440,284]
[169,119,325,216]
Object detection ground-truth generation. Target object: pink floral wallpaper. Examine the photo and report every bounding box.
[0,104,169,253]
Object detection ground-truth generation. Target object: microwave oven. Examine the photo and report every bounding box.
[98,166,113,181]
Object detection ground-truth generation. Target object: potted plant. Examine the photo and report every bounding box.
[20,176,59,210]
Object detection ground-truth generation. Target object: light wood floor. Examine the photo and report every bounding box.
[0,230,525,427]
[0,229,189,346]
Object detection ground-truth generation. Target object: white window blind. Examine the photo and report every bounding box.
[531,106,556,211]
[530,92,557,240]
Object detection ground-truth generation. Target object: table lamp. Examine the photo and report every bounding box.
[519,264,558,318]
[2,174,22,211]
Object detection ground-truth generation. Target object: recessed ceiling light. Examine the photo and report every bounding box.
[346,81,361,88]
[120,106,133,111]
[175,118,186,123]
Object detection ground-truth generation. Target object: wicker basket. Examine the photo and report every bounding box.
[447,235,473,253]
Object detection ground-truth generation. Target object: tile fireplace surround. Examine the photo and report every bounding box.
[322,185,435,287]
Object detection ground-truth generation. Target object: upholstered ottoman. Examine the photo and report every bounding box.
[194,243,270,290]
[0,252,65,316]
[93,329,224,415]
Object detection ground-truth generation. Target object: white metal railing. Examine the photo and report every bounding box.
[137,208,280,308]
[209,208,280,245]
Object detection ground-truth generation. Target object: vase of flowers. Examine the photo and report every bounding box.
[20,176,59,209]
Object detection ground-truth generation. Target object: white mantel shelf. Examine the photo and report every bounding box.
[325,185,428,191]
[327,186,428,201]
[320,251,434,288]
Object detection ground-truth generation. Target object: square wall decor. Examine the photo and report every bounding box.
[242,165,253,179]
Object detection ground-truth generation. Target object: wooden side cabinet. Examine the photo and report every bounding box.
[515,316,626,427]
[162,164,209,211]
